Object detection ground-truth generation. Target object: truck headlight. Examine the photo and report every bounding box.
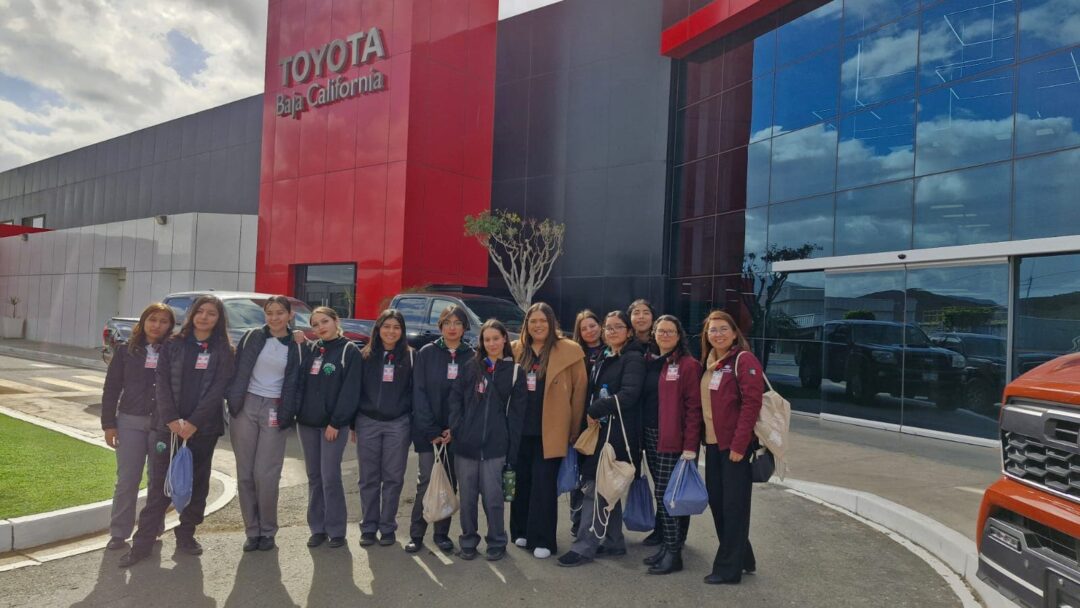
[951,353,966,368]
[871,350,896,364]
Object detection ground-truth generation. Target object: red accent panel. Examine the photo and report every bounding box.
[660,0,796,58]
[258,0,498,315]
[0,225,49,238]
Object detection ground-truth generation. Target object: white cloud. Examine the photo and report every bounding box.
[0,0,267,172]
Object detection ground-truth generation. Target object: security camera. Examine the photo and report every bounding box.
[898,253,907,260]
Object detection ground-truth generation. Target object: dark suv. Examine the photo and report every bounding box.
[367,292,524,350]
[930,333,1006,413]
[798,320,966,407]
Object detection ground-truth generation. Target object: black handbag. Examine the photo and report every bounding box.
[749,446,775,483]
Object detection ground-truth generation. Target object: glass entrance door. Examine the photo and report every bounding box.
[819,262,1007,440]
[295,264,357,319]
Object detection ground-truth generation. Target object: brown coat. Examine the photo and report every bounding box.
[513,337,588,459]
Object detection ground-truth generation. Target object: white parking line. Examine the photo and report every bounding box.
[32,378,103,392]
[30,363,57,368]
[487,562,507,583]
[412,555,444,587]
[73,375,105,384]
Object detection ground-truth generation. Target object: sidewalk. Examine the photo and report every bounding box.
[0,339,106,370]
[784,414,1000,541]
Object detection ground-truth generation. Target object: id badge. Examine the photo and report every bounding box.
[144,350,159,369]
[310,357,323,375]
[195,352,211,370]
[383,364,395,383]
[477,378,487,394]
[269,407,279,428]
[708,370,722,391]
[665,364,679,381]
[526,372,537,392]
[447,362,459,380]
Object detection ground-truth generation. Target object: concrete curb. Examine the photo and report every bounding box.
[0,407,236,570]
[776,478,1017,608]
[0,344,106,371]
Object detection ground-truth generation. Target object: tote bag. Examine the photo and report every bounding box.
[423,444,459,523]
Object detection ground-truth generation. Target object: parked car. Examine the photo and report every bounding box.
[976,353,1080,607]
[360,292,524,350]
[930,333,1008,413]
[101,291,370,365]
[796,320,966,407]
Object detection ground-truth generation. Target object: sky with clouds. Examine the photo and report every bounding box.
[0,0,268,172]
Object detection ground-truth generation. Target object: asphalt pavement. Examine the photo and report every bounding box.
[0,354,970,607]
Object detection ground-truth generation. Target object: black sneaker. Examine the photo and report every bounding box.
[243,537,260,552]
[485,546,506,561]
[258,536,276,551]
[175,538,203,556]
[459,547,479,560]
[404,538,423,553]
[328,537,346,548]
[556,551,591,567]
[307,533,328,547]
[596,545,626,558]
[433,535,454,552]
[358,533,377,547]
[106,537,128,551]
[378,532,396,546]
[118,549,150,568]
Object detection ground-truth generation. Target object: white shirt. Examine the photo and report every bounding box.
[247,337,290,398]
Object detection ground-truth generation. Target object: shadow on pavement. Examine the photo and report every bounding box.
[224,551,299,608]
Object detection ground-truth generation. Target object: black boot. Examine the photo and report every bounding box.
[642,546,666,566]
[648,549,683,575]
[642,529,662,546]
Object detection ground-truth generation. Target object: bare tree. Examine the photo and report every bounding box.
[464,210,566,312]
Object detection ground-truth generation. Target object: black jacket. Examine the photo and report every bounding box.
[101,343,160,429]
[640,350,666,430]
[412,339,472,451]
[448,357,526,465]
[155,334,236,436]
[357,343,414,422]
[581,342,645,479]
[296,337,362,429]
[225,326,303,425]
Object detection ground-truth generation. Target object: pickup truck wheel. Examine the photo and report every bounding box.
[960,381,992,412]
[848,370,876,405]
[799,363,822,389]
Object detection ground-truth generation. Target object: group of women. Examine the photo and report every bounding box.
[100,294,766,585]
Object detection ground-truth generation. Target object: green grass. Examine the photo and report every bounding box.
[0,413,141,519]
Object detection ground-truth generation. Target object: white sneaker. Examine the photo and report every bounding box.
[514,537,527,548]
[533,547,551,559]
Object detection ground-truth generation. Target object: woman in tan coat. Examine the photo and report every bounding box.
[510,302,588,559]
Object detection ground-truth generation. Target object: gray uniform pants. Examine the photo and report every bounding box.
[109,413,155,539]
[230,393,289,538]
[570,479,625,558]
[455,455,507,551]
[409,450,453,540]
[355,413,411,535]
[297,424,350,538]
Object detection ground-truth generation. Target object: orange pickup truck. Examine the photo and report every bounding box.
[977,353,1080,607]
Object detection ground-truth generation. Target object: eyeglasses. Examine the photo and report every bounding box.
[655,329,678,337]
[707,327,733,336]
[604,325,627,333]
[443,321,464,328]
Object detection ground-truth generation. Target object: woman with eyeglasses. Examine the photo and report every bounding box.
[569,309,604,537]
[406,305,472,554]
[557,310,644,568]
[511,302,588,559]
[640,315,702,574]
[699,310,764,584]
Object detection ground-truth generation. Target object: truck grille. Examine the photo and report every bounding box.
[1003,431,1080,500]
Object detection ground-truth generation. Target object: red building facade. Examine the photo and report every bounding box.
[256,0,498,317]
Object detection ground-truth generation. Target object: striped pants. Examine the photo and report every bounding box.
[643,427,690,550]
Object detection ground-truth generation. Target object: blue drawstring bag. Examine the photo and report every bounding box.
[663,459,708,516]
[165,435,193,514]
[623,473,655,531]
[556,446,579,495]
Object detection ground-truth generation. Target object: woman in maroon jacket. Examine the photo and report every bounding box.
[699,310,764,585]
[642,314,702,575]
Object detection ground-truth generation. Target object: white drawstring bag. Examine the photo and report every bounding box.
[423,443,459,523]
[591,395,635,540]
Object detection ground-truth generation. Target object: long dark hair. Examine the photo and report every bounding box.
[177,295,230,347]
[518,302,560,378]
[361,308,408,360]
[699,310,751,366]
[653,314,691,360]
[475,319,513,364]
[128,302,175,354]
[572,309,602,350]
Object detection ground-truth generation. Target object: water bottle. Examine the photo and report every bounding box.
[599,384,610,399]
[502,464,517,502]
